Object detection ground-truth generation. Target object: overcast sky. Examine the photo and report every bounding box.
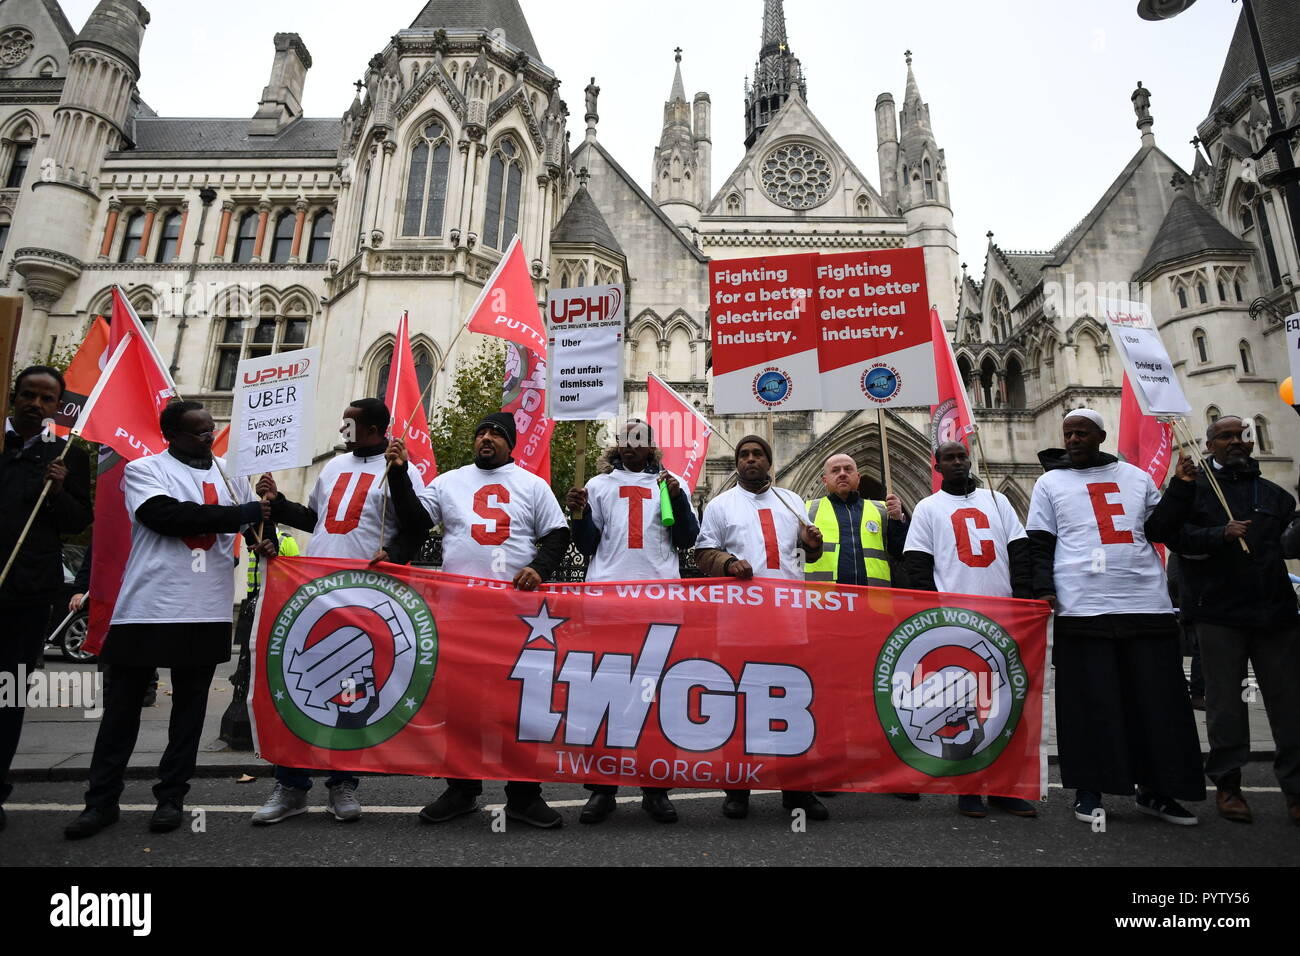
[58,0,1246,263]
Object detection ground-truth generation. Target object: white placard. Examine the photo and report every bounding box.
[230,348,319,477]
[1285,312,1300,398]
[1100,298,1191,417]
[546,284,625,420]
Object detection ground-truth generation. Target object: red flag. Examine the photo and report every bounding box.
[252,557,1052,799]
[212,423,231,458]
[384,312,438,483]
[1118,373,1173,485]
[927,306,978,492]
[466,235,547,356]
[53,315,110,434]
[503,343,553,479]
[646,371,713,496]
[81,287,177,654]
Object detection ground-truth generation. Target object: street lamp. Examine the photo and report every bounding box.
[1137,0,1300,289]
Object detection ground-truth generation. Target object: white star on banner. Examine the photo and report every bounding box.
[274,690,285,701]
[519,602,567,645]
[889,726,900,737]
[405,698,418,710]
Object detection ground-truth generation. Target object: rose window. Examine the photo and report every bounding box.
[0,30,34,67]
[760,143,833,210]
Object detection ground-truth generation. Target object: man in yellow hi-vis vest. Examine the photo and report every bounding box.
[246,529,300,595]
[804,454,908,587]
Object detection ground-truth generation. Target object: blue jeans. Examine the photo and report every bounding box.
[274,765,358,791]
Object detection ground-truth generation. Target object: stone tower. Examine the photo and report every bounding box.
[743,0,805,150]
[652,49,709,228]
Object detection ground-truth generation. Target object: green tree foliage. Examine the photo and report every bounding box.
[429,340,602,497]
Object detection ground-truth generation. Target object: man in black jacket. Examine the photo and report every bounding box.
[1,366,93,833]
[1163,416,1300,827]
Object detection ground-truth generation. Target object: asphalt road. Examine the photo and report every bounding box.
[2,762,1295,868]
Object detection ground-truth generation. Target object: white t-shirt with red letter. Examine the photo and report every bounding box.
[584,469,684,582]
[1026,460,1172,617]
[419,462,567,580]
[304,452,423,559]
[906,489,1027,599]
[697,485,806,582]
[113,452,255,625]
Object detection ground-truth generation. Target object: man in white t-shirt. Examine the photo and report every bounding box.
[694,435,827,822]
[566,419,700,825]
[1027,409,1203,827]
[249,398,429,826]
[66,402,274,840]
[905,440,1038,820]
[416,413,571,829]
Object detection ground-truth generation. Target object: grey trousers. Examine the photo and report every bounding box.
[1198,622,1300,796]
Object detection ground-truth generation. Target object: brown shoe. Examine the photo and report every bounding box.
[1288,796,1300,827]
[1216,788,1252,824]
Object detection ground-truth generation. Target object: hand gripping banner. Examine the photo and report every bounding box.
[251,558,1051,798]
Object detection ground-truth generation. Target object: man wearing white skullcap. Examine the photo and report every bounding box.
[1027,409,1204,827]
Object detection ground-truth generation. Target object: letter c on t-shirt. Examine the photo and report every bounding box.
[950,508,996,568]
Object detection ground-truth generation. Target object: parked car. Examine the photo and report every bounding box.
[45,544,94,663]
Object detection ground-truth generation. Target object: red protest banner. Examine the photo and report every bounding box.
[385,312,438,483]
[646,371,712,497]
[814,248,936,409]
[252,557,1050,798]
[503,343,553,479]
[709,253,821,412]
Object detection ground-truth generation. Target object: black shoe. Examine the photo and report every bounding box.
[891,792,921,802]
[65,806,120,840]
[505,796,563,829]
[418,788,479,824]
[957,794,988,818]
[150,799,184,833]
[1135,788,1198,826]
[722,792,749,819]
[641,791,678,824]
[782,792,830,822]
[579,792,617,825]
[814,791,841,798]
[988,795,1039,818]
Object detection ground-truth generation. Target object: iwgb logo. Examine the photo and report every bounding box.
[267,571,437,749]
[874,608,1027,776]
[242,358,312,387]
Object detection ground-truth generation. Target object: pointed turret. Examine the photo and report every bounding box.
[743,0,805,149]
[897,51,946,210]
[652,49,703,226]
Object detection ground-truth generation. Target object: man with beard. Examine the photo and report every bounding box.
[416,413,571,829]
[1027,409,1203,826]
[1162,416,1300,826]
[65,402,274,839]
[904,441,1037,819]
[1,367,92,833]
[567,419,699,825]
[694,435,827,822]
[249,398,427,826]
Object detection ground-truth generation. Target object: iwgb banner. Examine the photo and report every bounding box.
[251,557,1051,797]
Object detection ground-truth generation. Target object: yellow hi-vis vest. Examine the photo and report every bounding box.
[247,531,300,590]
[803,496,892,586]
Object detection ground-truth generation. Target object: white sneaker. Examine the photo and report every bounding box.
[251,783,309,825]
[326,781,362,822]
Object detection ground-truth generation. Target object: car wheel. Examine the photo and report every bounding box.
[60,611,96,662]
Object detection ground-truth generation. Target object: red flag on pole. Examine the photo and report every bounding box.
[53,315,110,434]
[502,343,553,479]
[384,312,438,483]
[1118,373,1174,484]
[466,235,547,356]
[81,287,177,654]
[927,306,978,492]
[646,371,713,497]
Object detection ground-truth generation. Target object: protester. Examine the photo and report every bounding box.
[1162,416,1300,826]
[65,401,274,839]
[803,453,907,586]
[904,440,1037,819]
[1026,409,1204,826]
[1,366,93,833]
[567,419,700,825]
[694,435,827,821]
[249,398,425,825]
[415,412,571,828]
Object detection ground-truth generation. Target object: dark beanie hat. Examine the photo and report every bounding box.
[476,412,517,449]
[735,434,773,467]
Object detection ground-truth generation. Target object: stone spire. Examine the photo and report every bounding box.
[744,0,805,149]
[670,47,686,104]
[653,49,698,211]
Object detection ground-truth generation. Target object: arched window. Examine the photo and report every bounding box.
[154,211,181,263]
[1234,278,1244,302]
[1239,340,1254,375]
[213,300,311,391]
[1255,197,1283,289]
[402,119,452,237]
[856,194,871,216]
[1255,416,1271,454]
[923,159,935,200]
[957,355,974,400]
[1197,282,1208,305]
[232,211,259,263]
[356,162,372,254]
[1176,285,1188,310]
[119,212,145,262]
[1217,278,1227,301]
[270,211,295,263]
[307,210,333,263]
[726,194,741,214]
[1206,405,1220,426]
[5,139,33,190]
[980,357,998,408]
[483,136,523,251]
[990,284,1011,345]
[375,343,437,415]
[576,269,586,288]
[1005,358,1026,408]
[0,219,9,255]
[1193,328,1209,364]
